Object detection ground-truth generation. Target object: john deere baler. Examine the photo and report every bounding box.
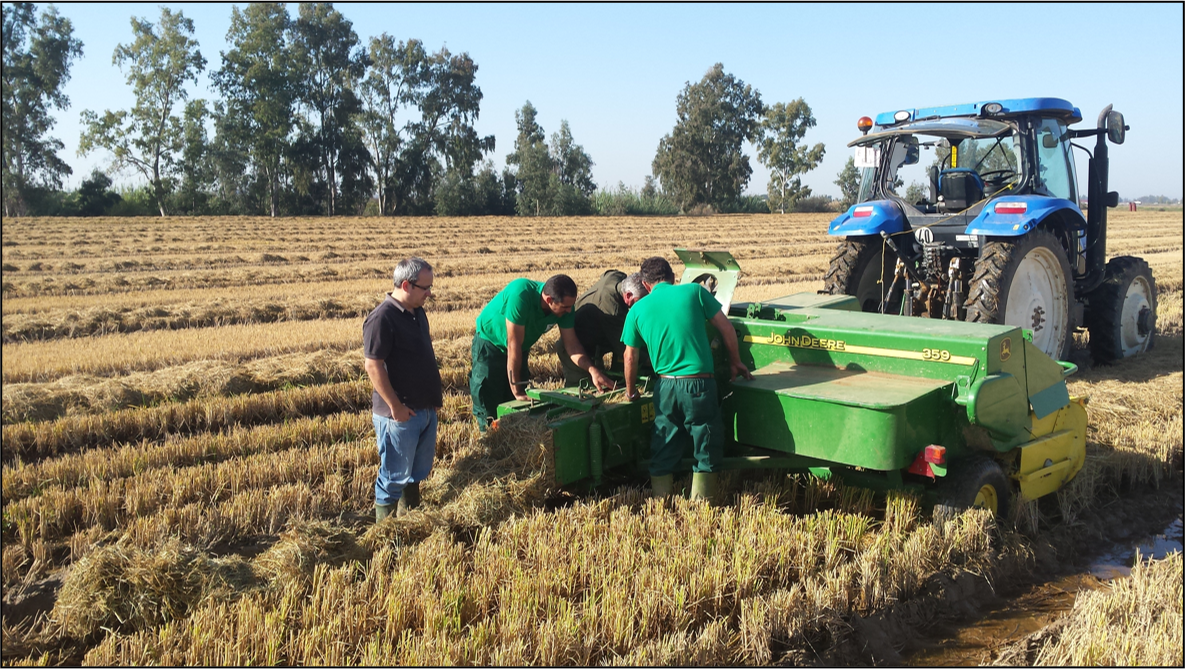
[496,250,1087,513]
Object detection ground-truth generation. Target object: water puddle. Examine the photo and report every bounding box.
[907,513,1183,666]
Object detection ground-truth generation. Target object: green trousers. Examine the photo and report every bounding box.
[649,376,724,477]
[469,335,529,430]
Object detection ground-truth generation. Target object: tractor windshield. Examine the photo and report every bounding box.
[851,117,1024,208]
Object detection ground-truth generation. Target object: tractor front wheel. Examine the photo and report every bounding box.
[823,237,899,313]
[935,456,1011,521]
[965,230,1075,360]
[1087,256,1157,363]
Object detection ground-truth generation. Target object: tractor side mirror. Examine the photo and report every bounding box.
[903,136,920,165]
[1041,132,1059,149]
[1106,110,1126,144]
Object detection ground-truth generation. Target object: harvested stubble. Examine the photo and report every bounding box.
[1033,552,1183,666]
[76,490,1007,666]
[2,349,368,423]
[2,210,1180,666]
[1,379,372,463]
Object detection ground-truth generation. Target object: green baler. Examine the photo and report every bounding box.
[496,250,1087,515]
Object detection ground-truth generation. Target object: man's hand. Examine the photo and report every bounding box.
[390,403,416,422]
[589,367,615,392]
[512,385,530,402]
[729,359,754,382]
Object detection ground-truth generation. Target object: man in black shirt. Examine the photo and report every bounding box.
[363,257,443,521]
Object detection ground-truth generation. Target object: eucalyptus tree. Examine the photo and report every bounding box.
[652,63,764,212]
[289,2,369,216]
[211,2,294,217]
[757,99,825,214]
[2,2,83,216]
[505,101,553,216]
[359,35,494,215]
[79,7,205,217]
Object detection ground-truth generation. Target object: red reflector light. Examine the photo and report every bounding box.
[924,445,946,465]
[994,202,1027,214]
[853,206,875,218]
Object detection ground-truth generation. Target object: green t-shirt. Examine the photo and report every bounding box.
[476,278,576,351]
[621,282,721,375]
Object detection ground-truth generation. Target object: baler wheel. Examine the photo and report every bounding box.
[964,230,1074,360]
[1086,256,1157,363]
[823,237,898,313]
[935,456,1011,520]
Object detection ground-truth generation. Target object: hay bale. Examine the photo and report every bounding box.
[253,519,368,582]
[53,539,221,637]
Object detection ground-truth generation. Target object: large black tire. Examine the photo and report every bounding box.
[934,456,1011,520]
[964,230,1075,360]
[1086,256,1157,363]
[823,238,899,313]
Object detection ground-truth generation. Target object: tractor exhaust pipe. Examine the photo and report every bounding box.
[1085,105,1112,287]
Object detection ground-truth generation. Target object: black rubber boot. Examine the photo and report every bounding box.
[375,503,394,522]
[397,482,421,517]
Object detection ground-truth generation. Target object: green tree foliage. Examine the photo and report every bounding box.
[2,3,83,216]
[76,169,122,216]
[289,2,370,215]
[211,3,295,217]
[359,36,494,215]
[173,99,213,215]
[757,99,825,214]
[835,157,861,210]
[904,181,926,205]
[506,101,553,216]
[434,160,515,216]
[79,8,205,217]
[652,63,764,213]
[505,103,596,216]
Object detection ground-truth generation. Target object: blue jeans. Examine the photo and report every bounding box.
[373,408,437,507]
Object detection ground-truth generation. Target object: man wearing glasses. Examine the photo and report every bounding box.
[363,257,442,521]
[470,274,615,431]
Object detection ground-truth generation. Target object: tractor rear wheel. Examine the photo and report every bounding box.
[1087,256,1157,363]
[934,456,1011,521]
[823,238,899,313]
[964,230,1074,360]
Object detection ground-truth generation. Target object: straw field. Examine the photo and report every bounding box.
[2,211,1181,665]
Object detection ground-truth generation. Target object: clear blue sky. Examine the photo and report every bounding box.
[43,2,1184,199]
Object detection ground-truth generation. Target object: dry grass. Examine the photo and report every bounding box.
[1,211,1180,666]
[1033,552,1183,666]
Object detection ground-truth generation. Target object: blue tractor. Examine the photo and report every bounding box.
[825,98,1156,363]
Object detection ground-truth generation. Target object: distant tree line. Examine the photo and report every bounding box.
[4,4,837,218]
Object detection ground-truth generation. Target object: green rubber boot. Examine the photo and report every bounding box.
[650,474,674,498]
[690,472,718,504]
[397,482,421,517]
[375,503,394,522]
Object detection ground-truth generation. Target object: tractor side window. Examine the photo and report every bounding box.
[1036,119,1075,201]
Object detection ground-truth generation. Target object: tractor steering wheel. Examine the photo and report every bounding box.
[979,169,1018,183]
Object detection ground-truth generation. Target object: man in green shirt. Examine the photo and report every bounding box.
[622,257,751,501]
[471,274,614,430]
[554,270,649,387]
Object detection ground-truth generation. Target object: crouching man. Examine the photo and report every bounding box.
[363,257,443,521]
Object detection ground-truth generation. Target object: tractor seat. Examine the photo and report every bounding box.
[938,168,984,211]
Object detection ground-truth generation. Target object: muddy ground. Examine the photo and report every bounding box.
[819,473,1184,667]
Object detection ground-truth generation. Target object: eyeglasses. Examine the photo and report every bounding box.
[409,280,433,292]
